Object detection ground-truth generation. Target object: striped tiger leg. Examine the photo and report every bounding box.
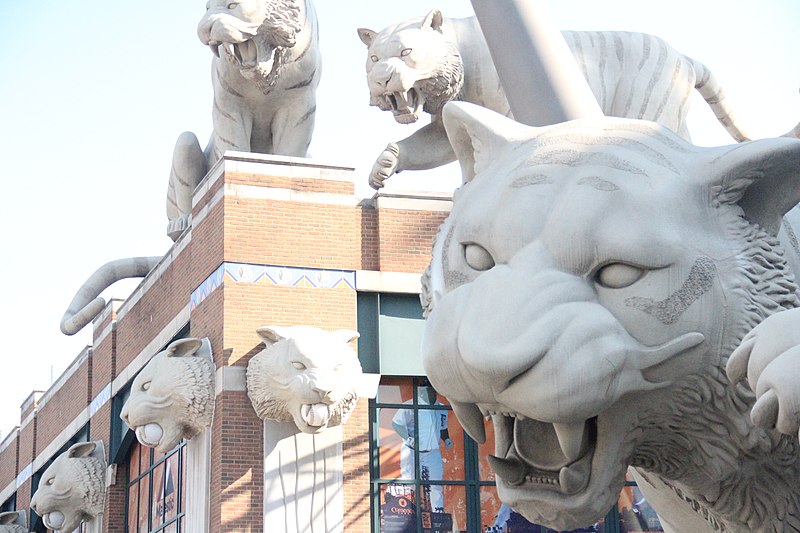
[167,131,207,241]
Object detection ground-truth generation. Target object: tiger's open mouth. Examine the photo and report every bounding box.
[209,39,275,71]
[384,88,424,124]
[478,406,597,495]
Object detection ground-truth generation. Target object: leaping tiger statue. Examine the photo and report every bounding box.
[167,0,321,240]
[359,10,800,189]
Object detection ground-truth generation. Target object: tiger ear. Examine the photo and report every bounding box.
[0,511,24,526]
[421,9,443,32]
[705,137,800,235]
[333,329,360,345]
[256,326,290,345]
[166,338,203,357]
[443,102,536,184]
[67,441,97,459]
[357,28,376,46]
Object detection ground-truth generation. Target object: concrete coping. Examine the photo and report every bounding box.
[195,151,358,212]
[36,346,92,412]
[372,190,453,212]
[19,391,44,414]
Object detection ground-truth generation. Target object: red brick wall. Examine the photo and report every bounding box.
[0,430,19,496]
[35,358,90,450]
[378,208,449,273]
[6,158,454,533]
[343,399,371,533]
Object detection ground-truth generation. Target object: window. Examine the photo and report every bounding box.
[370,377,664,533]
[125,440,186,533]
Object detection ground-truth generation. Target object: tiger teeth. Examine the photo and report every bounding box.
[553,421,588,463]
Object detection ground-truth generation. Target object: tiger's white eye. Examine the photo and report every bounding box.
[596,263,645,289]
[464,243,495,271]
[291,361,307,370]
[370,55,379,62]
[46,478,55,486]
[227,2,239,9]
[400,48,412,57]
[142,381,151,391]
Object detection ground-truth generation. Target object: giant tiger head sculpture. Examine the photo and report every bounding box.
[247,326,362,433]
[358,10,464,125]
[198,0,303,89]
[422,102,800,531]
[120,338,215,454]
[30,441,106,532]
[0,511,26,533]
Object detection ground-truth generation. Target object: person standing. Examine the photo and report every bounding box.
[392,384,452,512]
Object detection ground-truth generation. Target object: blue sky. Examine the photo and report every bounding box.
[0,0,798,436]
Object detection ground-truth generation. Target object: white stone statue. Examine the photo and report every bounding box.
[166,0,322,240]
[0,511,26,533]
[246,325,362,433]
[30,441,107,533]
[60,256,162,335]
[358,10,800,189]
[120,338,216,453]
[421,101,800,532]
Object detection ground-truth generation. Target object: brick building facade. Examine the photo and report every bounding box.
[0,153,660,533]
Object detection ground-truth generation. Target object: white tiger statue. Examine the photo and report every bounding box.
[421,101,800,532]
[359,10,800,189]
[120,338,216,453]
[166,0,321,240]
[0,511,26,533]
[30,441,106,532]
[246,326,362,433]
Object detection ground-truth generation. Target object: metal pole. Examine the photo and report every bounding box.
[470,0,603,126]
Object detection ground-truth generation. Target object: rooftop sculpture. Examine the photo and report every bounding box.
[166,0,322,240]
[359,9,799,190]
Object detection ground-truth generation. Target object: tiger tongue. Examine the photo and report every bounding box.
[301,403,330,427]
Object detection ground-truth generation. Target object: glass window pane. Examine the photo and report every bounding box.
[127,482,138,533]
[138,476,149,532]
[129,444,141,481]
[163,454,180,523]
[151,460,167,527]
[421,483,466,530]
[378,377,413,405]
[618,484,663,532]
[378,407,408,480]
[379,483,417,533]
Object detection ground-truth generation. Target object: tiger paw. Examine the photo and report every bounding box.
[369,143,400,189]
[727,307,800,438]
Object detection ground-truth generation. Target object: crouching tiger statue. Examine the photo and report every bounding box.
[359,10,800,189]
[166,0,321,240]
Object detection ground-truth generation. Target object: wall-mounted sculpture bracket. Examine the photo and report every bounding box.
[120,337,215,453]
[30,441,107,533]
[0,511,27,533]
[246,325,363,434]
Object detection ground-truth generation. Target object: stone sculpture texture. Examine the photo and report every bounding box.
[60,256,162,336]
[247,326,362,433]
[120,338,216,454]
[421,101,800,532]
[30,441,106,532]
[0,511,26,533]
[166,0,321,240]
[358,10,798,189]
